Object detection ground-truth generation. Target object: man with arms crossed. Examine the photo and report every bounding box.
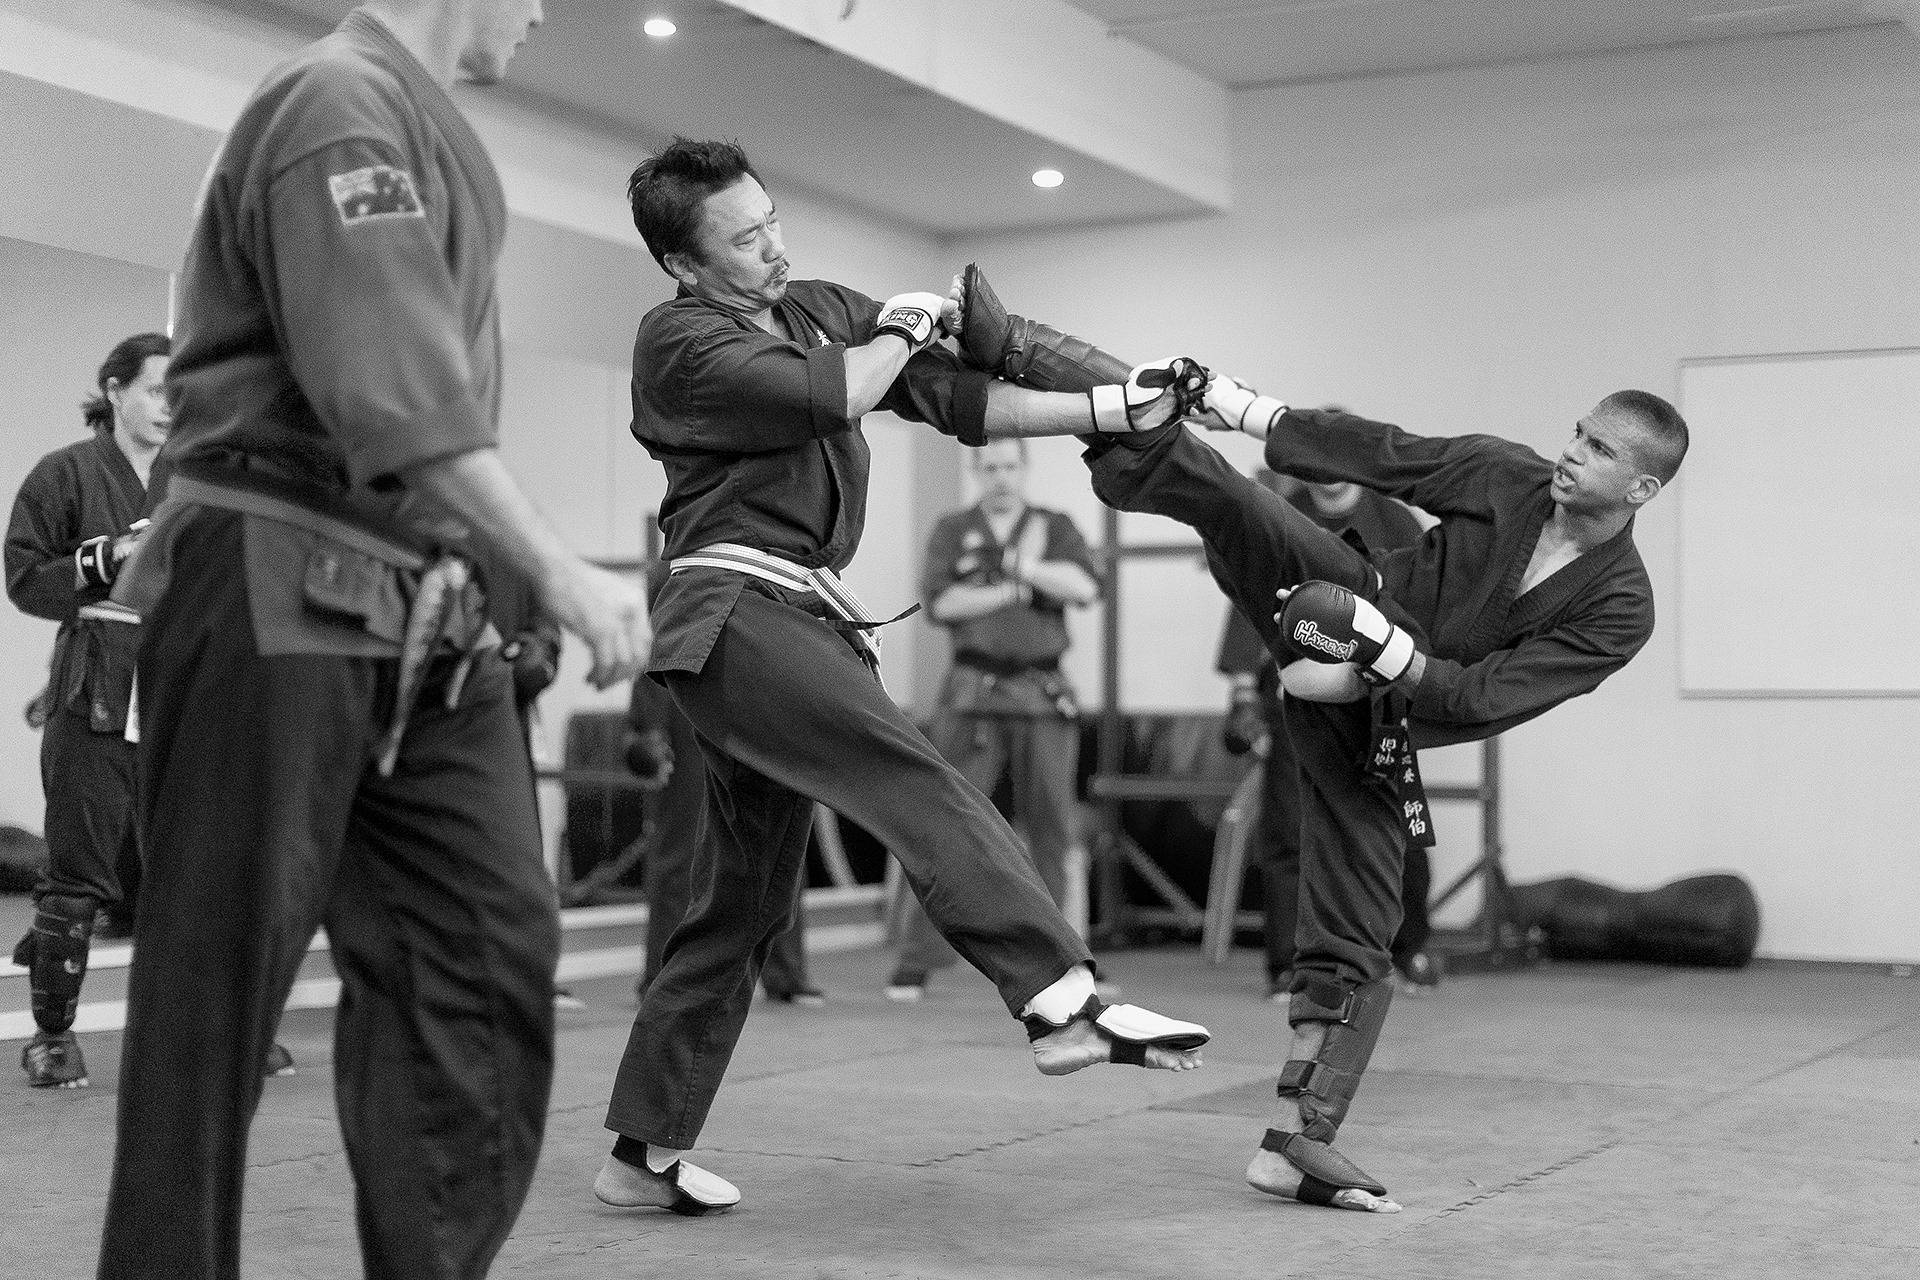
[886,438,1099,1002]
[598,138,1211,1216]
[98,3,649,1277]
[953,267,1684,1213]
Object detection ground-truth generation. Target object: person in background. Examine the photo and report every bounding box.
[6,332,167,1090]
[886,438,1098,1002]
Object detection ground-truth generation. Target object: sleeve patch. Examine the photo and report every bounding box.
[328,164,424,226]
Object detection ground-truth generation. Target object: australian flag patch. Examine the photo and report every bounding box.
[328,164,424,226]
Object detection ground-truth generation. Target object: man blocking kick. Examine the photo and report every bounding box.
[598,139,1214,1217]
[952,265,1686,1212]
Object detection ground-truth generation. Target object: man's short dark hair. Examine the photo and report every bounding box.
[627,137,763,271]
[1602,388,1688,484]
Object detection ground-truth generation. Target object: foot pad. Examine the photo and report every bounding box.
[1260,1128,1387,1198]
[594,1152,740,1216]
[1026,996,1209,1072]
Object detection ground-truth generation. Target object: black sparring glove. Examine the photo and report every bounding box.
[501,630,560,704]
[75,535,116,589]
[623,727,674,791]
[1276,581,1416,686]
[1222,686,1268,756]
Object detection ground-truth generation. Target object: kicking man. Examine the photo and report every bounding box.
[954,265,1684,1212]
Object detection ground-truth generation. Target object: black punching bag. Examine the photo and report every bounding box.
[1508,873,1760,968]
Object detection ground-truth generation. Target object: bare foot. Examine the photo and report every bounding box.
[1030,1017,1204,1076]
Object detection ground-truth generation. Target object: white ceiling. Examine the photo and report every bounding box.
[1074,0,1909,87]
[242,0,1911,236]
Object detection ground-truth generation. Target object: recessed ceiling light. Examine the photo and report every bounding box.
[1031,168,1064,189]
[643,17,677,39]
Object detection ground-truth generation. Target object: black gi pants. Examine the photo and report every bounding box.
[639,695,809,997]
[606,587,1089,1149]
[38,705,136,907]
[894,708,1079,974]
[1255,699,1431,980]
[1089,430,1409,996]
[97,510,559,1280]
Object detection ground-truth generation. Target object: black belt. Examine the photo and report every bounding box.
[1365,692,1435,849]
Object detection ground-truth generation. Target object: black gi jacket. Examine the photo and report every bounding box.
[135,10,508,657]
[631,280,992,674]
[5,430,144,731]
[1265,409,1656,748]
[163,9,502,520]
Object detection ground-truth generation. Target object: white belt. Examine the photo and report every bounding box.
[78,601,142,624]
[670,542,886,659]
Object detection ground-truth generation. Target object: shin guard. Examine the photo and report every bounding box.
[960,264,1132,392]
[1279,976,1394,1143]
[19,894,96,1035]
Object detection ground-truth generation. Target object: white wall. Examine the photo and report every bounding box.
[0,1,958,850]
[953,24,1920,963]
[8,2,1912,961]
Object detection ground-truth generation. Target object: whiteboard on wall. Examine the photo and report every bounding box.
[1677,348,1920,696]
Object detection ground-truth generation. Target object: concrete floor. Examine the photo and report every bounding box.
[4,943,1918,1280]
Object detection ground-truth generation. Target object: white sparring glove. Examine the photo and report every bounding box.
[1088,357,1207,434]
[1199,374,1287,438]
[874,291,948,352]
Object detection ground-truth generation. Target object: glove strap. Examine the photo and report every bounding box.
[74,536,116,590]
[1238,393,1288,435]
[874,304,936,350]
[1087,384,1132,433]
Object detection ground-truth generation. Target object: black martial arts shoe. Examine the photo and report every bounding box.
[765,984,826,1007]
[262,1043,297,1077]
[22,1029,88,1088]
[594,1148,740,1216]
[1393,951,1443,994]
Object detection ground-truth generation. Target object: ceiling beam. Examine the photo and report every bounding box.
[715,0,1233,212]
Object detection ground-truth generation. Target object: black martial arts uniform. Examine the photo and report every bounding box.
[892,501,1096,980]
[98,12,556,1280]
[5,427,146,1033]
[1211,485,1428,985]
[605,280,1090,1150]
[628,567,811,1001]
[1090,411,1655,1005]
